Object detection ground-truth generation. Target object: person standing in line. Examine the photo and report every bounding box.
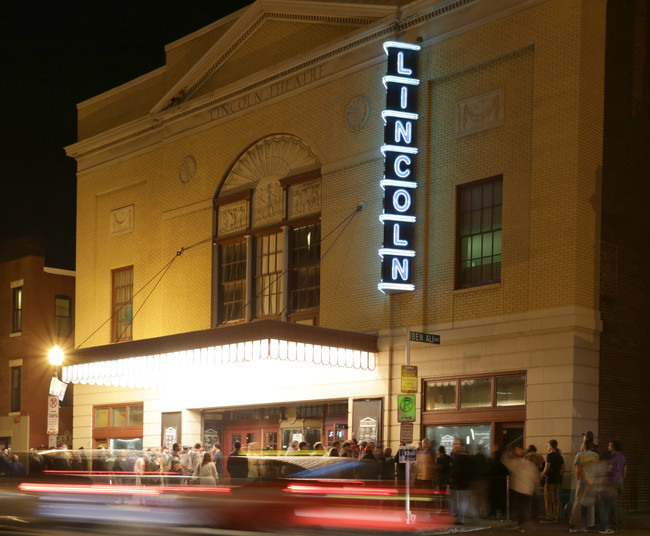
[415,438,435,489]
[193,452,218,485]
[227,441,249,483]
[607,440,626,530]
[8,454,26,476]
[435,445,452,491]
[133,451,146,486]
[381,447,395,481]
[0,447,10,476]
[502,446,539,533]
[394,441,407,482]
[569,436,599,533]
[211,442,224,483]
[450,439,473,525]
[540,439,565,523]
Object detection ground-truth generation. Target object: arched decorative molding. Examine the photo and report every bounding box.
[219,134,320,195]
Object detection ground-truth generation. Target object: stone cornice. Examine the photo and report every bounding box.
[67,0,527,171]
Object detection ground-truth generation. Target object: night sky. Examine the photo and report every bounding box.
[1,1,252,269]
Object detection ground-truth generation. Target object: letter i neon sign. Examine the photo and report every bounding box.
[378,41,420,293]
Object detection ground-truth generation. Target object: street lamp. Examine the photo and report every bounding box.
[49,345,64,378]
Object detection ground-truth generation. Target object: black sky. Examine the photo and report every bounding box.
[0,1,252,269]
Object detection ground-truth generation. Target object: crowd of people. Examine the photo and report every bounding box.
[2,432,627,535]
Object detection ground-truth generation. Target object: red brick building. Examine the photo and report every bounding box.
[0,237,75,456]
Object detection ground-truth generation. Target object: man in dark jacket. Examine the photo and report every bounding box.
[227,441,248,483]
[450,439,473,525]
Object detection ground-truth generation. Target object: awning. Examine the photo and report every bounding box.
[62,320,378,389]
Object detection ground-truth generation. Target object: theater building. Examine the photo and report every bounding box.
[64,0,649,507]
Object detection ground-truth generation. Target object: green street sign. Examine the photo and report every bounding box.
[397,394,416,422]
[410,331,440,344]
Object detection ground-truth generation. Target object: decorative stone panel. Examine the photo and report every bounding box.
[456,88,503,137]
[288,179,321,219]
[218,200,249,235]
[110,205,134,236]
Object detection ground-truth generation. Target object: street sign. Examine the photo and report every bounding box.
[399,422,414,445]
[401,364,418,393]
[410,331,440,344]
[47,395,59,435]
[397,394,416,422]
[398,445,417,463]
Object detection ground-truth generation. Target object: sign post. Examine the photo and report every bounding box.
[47,395,59,445]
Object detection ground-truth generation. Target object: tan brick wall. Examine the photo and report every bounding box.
[76,0,606,341]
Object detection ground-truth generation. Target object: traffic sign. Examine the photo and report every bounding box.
[398,445,417,463]
[399,422,414,444]
[410,331,440,344]
[397,394,416,422]
[47,395,59,435]
[401,364,418,393]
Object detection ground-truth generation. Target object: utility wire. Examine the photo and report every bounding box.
[233,203,365,320]
[76,237,212,350]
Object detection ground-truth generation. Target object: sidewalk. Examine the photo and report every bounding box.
[439,512,650,536]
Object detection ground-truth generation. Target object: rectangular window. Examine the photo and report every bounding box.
[264,432,278,451]
[425,424,492,456]
[425,380,457,411]
[112,267,133,342]
[10,366,21,412]
[54,295,72,338]
[220,241,247,322]
[456,176,502,288]
[255,232,283,317]
[12,287,22,333]
[496,375,526,406]
[425,373,524,411]
[297,404,323,418]
[289,223,321,312]
[94,404,143,428]
[460,378,493,408]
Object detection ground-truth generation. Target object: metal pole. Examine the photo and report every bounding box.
[405,327,410,365]
[405,459,416,524]
[506,474,510,521]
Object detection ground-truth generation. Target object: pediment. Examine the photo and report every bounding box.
[151,0,396,114]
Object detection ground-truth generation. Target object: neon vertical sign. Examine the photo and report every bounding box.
[378,41,420,293]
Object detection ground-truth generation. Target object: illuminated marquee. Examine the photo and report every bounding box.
[378,41,421,293]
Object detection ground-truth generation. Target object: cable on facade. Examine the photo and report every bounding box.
[236,202,365,320]
[76,236,213,349]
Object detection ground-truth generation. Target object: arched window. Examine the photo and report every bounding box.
[213,135,321,326]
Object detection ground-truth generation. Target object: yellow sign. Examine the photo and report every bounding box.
[401,364,418,393]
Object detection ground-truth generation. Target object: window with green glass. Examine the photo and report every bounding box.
[456,176,502,288]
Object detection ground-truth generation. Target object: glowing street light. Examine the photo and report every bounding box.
[49,345,64,377]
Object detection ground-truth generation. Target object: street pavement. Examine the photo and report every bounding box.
[441,513,650,536]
